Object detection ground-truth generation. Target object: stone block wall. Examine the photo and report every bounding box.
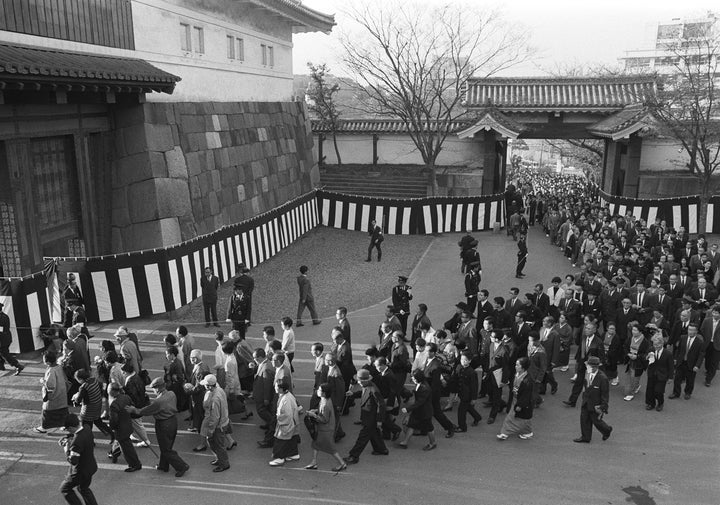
[111,101,318,252]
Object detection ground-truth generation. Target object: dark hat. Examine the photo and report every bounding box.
[398,276,408,282]
[357,369,372,381]
[587,356,601,366]
[470,239,479,248]
[455,302,469,311]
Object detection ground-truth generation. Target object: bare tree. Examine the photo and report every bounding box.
[545,138,604,182]
[339,1,533,194]
[647,19,720,232]
[306,62,343,165]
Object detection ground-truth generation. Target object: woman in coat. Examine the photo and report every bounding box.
[602,322,623,387]
[554,313,574,371]
[303,383,346,472]
[623,323,650,401]
[34,351,69,433]
[163,346,187,411]
[389,332,411,388]
[497,357,534,440]
[324,353,346,442]
[396,369,436,451]
[269,378,300,466]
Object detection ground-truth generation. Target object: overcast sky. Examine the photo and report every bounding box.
[292,0,718,76]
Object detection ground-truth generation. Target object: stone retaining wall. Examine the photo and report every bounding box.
[111,101,318,252]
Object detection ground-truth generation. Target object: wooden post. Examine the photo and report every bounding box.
[372,134,379,165]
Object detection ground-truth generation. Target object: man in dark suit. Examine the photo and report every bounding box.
[505,288,523,318]
[631,281,655,327]
[63,274,84,328]
[644,333,674,411]
[700,305,720,387]
[687,278,717,312]
[372,357,402,440]
[366,219,383,262]
[670,323,704,399]
[296,265,321,326]
[653,285,674,323]
[200,267,220,327]
[529,284,550,319]
[564,321,605,407]
[492,297,513,332]
[615,298,638,344]
[668,310,691,353]
[335,307,351,345]
[475,290,494,331]
[331,328,356,397]
[0,302,24,374]
[573,356,612,443]
[59,413,99,505]
[424,343,457,437]
[558,289,582,342]
[511,311,532,357]
[600,280,623,330]
[344,369,388,464]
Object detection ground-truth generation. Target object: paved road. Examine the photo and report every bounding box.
[1,225,718,505]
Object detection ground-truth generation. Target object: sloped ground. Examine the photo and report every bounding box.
[179,226,435,329]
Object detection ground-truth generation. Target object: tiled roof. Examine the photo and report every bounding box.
[464,76,657,111]
[0,43,180,93]
[457,107,527,139]
[311,118,471,134]
[255,0,335,34]
[587,104,658,140]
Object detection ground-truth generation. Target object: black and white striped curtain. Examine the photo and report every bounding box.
[51,191,319,323]
[316,190,505,235]
[592,184,701,234]
[0,273,51,353]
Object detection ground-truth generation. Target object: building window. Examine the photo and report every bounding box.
[228,36,244,61]
[193,26,204,54]
[180,23,191,51]
[261,44,267,65]
[237,38,244,62]
[261,44,274,67]
[268,46,274,68]
[227,35,235,59]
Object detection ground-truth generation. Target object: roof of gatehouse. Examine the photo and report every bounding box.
[464,75,658,113]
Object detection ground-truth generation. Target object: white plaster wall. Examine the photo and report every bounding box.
[639,138,692,172]
[0,0,298,102]
[313,134,484,166]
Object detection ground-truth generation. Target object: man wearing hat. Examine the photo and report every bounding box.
[464,262,482,313]
[444,302,468,334]
[392,276,413,335]
[233,264,254,324]
[460,238,480,274]
[0,301,24,374]
[200,374,231,472]
[343,368,388,464]
[127,378,189,477]
[573,355,612,443]
[115,327,141,374]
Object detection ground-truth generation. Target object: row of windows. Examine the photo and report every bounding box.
[179,22,274,67]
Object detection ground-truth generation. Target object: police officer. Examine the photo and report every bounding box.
[464,261,482,313]
[392,276,413,335]
[516,233,528,278]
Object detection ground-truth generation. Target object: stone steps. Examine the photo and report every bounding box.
[319,174,428,197]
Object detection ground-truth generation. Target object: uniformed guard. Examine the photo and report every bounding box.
[392,276,413,335]
[464,262,482,313]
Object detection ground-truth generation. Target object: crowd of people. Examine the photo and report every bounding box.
[12,167,720,504]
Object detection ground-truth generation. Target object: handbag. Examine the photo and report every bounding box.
[303,414,318,440]
[227,393,246,415]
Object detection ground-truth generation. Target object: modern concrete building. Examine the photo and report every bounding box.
[0,0,334,277]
